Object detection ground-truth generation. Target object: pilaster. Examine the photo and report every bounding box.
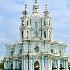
[4,61,7,69]
[24,59,26,70]
[32,58,34,70]
[48,58,51,70]
[16,60,19,69]
[13,60,17,69]
[56,60,58,70]
[44,57,48,70]
[57,60,60,70]
[22,59,24,70]
[7,61,10,69]
[50,58,52,70]
[39,57,42,70]
[66,60,68,70]
[42,56,44,70]
[30,56,32,70]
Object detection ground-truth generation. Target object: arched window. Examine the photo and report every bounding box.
[60,63,62,68]
[11,62,13,69]
[22,21,24,26]
[34,61,39,70]
[20,49,22,55]
[52,63,54,68]
[49,20,50,26]
[59,50,61,56]
[27,20,28,26]
[30,19,31,25]
[44,31,46,38]
[19,61,22,70]
[11,51,14,56]
[44,20,46,26]
[35,31,38,37]
[51,49,53,54]
[22,31,23,38]
[35,22,38,28]
[49,31,51,38]
[27,31,29,38]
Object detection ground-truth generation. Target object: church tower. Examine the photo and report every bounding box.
[4,0,68,70]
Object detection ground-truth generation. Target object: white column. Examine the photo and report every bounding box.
[42,31,44,39]
[57,60,60,70]
[6,61,8,69]
[47,29,49,38]
[32,58,34,70]
[26,59,28,70]
[66,60,68,70]
[46,29,48,37]
[56,60,58,70]
[17,60,19,69]
[48,59,50,70]
[42,56,44,70]
[4,62,6,69]
[50,59,52,70]
[39,59,41,70]
[44,57,48,70]
[30,58,32,70]
[13,60,16,69]
[22,60,24,70]
[24,59,26,70]
[9,61,11,69]
[64,60,66,70]
[7,61,10,69]
[45,42,48,52]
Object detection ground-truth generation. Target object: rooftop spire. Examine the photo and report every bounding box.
[45,4,48,10]
[43,4,50,16]
[35,0,37,3]
[22,4,28,16]
[32,0,39,13]
[25,4,27,10]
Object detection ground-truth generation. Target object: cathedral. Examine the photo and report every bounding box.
[4,0,69,70]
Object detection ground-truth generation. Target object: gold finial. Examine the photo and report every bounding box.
[35,0,37,3]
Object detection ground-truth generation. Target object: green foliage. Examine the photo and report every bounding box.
[0,59,4,69]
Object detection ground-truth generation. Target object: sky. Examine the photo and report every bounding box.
[0,0,70,62]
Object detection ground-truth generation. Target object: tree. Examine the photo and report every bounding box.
[0,58,5,70]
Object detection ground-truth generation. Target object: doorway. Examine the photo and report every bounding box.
[34,61,39,70]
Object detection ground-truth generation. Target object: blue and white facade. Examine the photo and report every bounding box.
[4,1,68,70]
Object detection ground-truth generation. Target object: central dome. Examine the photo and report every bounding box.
[30,13,42,22]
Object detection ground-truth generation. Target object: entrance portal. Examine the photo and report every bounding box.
[34,61,39,70]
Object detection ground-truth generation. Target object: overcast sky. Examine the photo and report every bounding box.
[0,0,70,62]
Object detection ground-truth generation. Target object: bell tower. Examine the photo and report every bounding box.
[20,4,31,41]
[42,4,52,40]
